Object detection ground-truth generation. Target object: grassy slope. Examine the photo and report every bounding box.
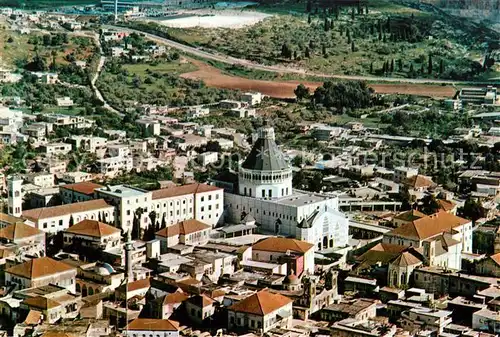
[154,0,498,80]
[0,28,96,69]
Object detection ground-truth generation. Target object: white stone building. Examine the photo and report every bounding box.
[214,125,349,251]
[97,156,133,177]
[5,257,77,292]
[95,183,223,233]
[22,199,115,234]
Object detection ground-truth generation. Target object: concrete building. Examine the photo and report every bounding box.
[136,119,161,136]
[312,125,344,141]
[60,171,94,184]
[319,298,377,322]
[41,143,72,156]
[23,173,54,188]
[394,167,418,183]
[214,125,349,251]
[197,152,218,166]
[400,308,452,334]
[67,136,107,153]
[227,290,293,333]
[241,92,264,106]
[5,257,77,292]
[97,156,133,177]
[473,308,500,334]
[56,97,74,107]
[459,86,497,105]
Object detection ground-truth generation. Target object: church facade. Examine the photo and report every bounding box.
[215,125,349,251]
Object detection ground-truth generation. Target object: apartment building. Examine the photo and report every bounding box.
[23,173,54,188]
[67,136,108,153]
[41,143,72,156]
[97,156,133,177]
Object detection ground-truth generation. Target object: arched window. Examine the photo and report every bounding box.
[89,287,94,296]
[76,284,81,293]
[14,191,20,197]
[401,272,406,285]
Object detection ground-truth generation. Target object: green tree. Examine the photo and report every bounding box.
[461,197,485,223]
[428,54,433,74]
[305,47,310,58]
[439,59,445,74]
[351,41,355,52]
[308,14,312,24]
[294,84,310,101]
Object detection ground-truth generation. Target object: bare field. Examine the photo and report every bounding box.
[182,60,457,99]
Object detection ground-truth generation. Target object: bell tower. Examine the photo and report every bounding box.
[7,175,23,218]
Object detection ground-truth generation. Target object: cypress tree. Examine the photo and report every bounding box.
[347,29,351,44]
[322,44,327,56]
[351,8,355,20]
[428,54,433,74]
[308,14,312,24]
[440,59,445,74]
[324,18,329,32]
[370,62,373,74]
[398,59,403,71]
[390,59,394,72]
[351,41,355,52]
[305,47,310,58]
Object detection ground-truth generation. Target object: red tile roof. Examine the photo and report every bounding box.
[6,257,76,279]
[406,175,435,189]
[387,211,470,241]
[229,290,292,316]
[65,219,120,238]
[22,199,112,221]
[162,292,188,305]
[60,182,103,196]
[156,219,211,238]
[127,318,179,331]
[151,183,220,200]
[252,237,314,254]
[0,222,43,240]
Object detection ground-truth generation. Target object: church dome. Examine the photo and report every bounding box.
[241,126,290,171]
[94,262,115,276]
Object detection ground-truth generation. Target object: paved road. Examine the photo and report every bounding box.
[107,25,498,86]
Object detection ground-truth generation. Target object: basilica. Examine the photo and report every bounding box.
[212,125,349,251]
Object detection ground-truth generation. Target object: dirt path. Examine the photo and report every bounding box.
[182,60,457,99]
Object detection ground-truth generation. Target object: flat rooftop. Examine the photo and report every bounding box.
[273,190,331,207]
[95,185,147,198]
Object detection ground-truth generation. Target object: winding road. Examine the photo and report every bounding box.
[106,25,498,86]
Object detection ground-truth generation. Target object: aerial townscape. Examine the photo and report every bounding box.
[0,0,500,336]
